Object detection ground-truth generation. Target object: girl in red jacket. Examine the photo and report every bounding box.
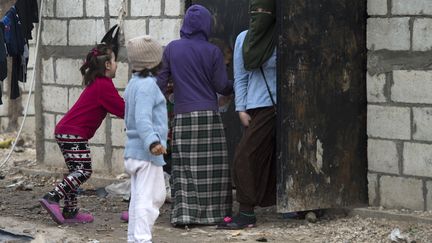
[39,43,125,224]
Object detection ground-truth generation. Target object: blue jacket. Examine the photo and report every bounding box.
[234,30,277,112]
[1,6,25,57]
[124,74,168,166]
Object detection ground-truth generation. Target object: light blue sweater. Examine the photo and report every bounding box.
[124,73,168,166]
[234,30,277,112]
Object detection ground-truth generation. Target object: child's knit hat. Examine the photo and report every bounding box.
[126,35,163,71]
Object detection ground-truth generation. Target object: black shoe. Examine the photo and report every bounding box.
[217,213,256,230]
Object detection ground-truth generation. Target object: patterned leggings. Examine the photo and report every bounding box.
[52,134,93,212]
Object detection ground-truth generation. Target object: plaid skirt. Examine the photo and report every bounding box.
[170,110,233,225]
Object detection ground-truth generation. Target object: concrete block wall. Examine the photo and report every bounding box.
[37,0,184,174]
[0,34,37,134]
[367,0,432,211]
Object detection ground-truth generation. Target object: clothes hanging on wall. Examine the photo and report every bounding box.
[0,22,7,105]
[0,0,38,102]
[2,6,24,57]
[15,0,39,40]
[0,22,7,81]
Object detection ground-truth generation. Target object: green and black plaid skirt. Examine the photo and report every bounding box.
[170,110,233,225]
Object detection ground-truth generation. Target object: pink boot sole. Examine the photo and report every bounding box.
[64,212,94,224]
[39,199,64,225]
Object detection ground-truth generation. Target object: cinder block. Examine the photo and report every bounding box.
[368,139,399,174]
[69,19,106,46]
[44,113,56,140]
[149,19,181,46]
[28,45,36,69]
[111,148,125,174]
[55,114,64,127]
[0,98,8,116]
[68,87,82,110]
[18,116,36,137]
[413,19,432,51]
[367,0,387,15]
[367,18,410,51]
[165,0,183,16]
[86,0,105,17]
[42,85,68,113]
[380,175,423,210]
[43,141,65,167]
[42,0,55,17]
[109,0,124,17]
[111,118,126,147]
[113,62,129,89]
[392,0,432,15]
[427,181,432,211]
[123,20,147,43]
[367,105,410,140]
[0,117,8,131]
[131,0,161,16]
[56,0,83,18]
[90,146,108,173]
[367,73,386,102]
[90,120,106,144]
[21,94,35,116]
[392,70,432,104]
[403,142,432,178]
[368,173,379,206]
[413,108,432,141]
[42,20,67,46]
[23,76,35,91]
[42,58,55,84]
[55,59,84,86]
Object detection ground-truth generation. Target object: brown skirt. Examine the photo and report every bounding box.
[232,107,277,207]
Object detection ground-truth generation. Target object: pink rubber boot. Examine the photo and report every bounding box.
[120,211,129,222]
[39,198,64,225]
[63,212,94,224]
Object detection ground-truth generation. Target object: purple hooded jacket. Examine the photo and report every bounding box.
[157,5,233,115]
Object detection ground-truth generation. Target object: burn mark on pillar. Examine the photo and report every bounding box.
[277,0,367,212]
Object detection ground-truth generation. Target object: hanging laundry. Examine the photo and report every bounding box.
[15,0,38,40]
[2,4,28,100]
[0,22,7,81]
[0,22,7,105]
[2,6,24,57]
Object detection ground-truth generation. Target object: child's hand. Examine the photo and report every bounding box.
[151,144,167,155]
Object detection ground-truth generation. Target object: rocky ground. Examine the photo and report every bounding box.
[0,133,432,243]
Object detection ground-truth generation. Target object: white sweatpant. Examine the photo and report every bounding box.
[124,158,166,243]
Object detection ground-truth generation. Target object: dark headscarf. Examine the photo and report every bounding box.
[242,0,276,71]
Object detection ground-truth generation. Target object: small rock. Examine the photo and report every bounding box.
[305,211,318,223]
[13,146,25,153]
[24,183,34,191]
[23,229,31,234]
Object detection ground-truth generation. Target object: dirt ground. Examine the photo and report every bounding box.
[1,134,432,243]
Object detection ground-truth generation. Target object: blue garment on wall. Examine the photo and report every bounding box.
[1,6,28,100]
[2,6,24,57]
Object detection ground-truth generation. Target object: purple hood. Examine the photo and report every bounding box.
[180,5,212,41]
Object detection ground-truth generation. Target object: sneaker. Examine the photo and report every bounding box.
[217,213,256,230]
[120,211,128,222]
[63,212,94,224]
[39,198,64,225]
